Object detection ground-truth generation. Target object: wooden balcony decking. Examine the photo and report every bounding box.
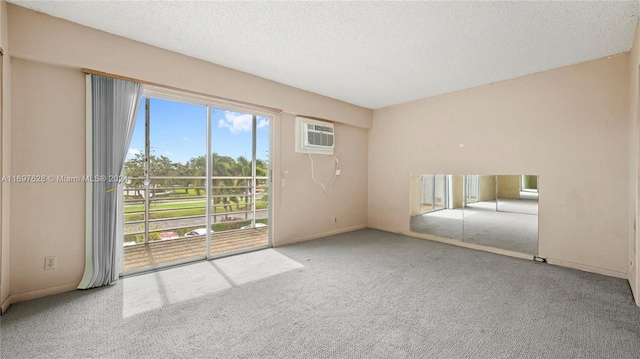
[124,227,269,272]
[420,204,445,213]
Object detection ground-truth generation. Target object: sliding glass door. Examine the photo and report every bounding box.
[122,94,271,273]
[208,107,270,257]
[420,174,449,214]
[465,175,480,205]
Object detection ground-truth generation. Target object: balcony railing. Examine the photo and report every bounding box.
[124,176,269,246]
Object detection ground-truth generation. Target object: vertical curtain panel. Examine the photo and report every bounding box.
[78,74,144,289]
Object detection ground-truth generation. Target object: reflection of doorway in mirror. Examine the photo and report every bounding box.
[411,175,463,241]
[520,175,539,200]
[419,175,451,214]
[463,175,497,211]
[464,175,480,205]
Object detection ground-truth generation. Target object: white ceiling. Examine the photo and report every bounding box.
[10,1,640,110]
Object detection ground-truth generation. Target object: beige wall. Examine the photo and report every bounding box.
[369,54,630,277]
[452,175,463,209]
[628,20,640,305]
[496,175,521,199]
[1,0,10,311]
[409,175,421,216]
[5,4,371,304]
[479,175,497,202]
[275,114,368,245]
[11,58,86,297]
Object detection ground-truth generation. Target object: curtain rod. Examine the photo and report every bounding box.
[82,68,282,114]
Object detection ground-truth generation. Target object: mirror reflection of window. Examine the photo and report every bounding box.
[420,175,435,213]
[419,175,451,213]
[464,175,497,211]
[520,175,539,199]
[465,175,479,205]
[411,175,463,241]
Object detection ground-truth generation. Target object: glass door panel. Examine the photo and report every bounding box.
[420,175,435,213]
[123,97,208,272]
[465,175,480,205]
[434,175,447,210]
[208,108,270,257]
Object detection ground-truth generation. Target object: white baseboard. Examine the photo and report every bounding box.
[545,258,627,279]
[273,224,368,247]
[2,282,79,314]
[370,226,628,279]
[392,228,534,260]
[1,295,12,314]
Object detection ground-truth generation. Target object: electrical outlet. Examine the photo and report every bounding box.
[533,256,546,263]
[45,256,57,270]
[335,169,341,175]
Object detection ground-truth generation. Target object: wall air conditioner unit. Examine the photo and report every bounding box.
[295,117,335,155]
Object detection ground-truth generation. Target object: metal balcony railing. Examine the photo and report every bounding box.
[124,176,269,245]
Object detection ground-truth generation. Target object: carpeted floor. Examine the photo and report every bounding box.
[464,201,538,254]
[496,198,539,215]
[2,229,639,358]
[411,200,538,254]
[410,208,465,241]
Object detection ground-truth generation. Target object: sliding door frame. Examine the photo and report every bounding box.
[120,86,275,275]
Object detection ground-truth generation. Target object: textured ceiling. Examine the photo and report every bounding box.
[10,1,640,109]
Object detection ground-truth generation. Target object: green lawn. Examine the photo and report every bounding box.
[124,199,268,222]
[125,200,207,213]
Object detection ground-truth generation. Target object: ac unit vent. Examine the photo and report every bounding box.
[306,123,334,147]
[296,117,335,155]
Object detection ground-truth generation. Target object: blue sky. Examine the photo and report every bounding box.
[127,97,270,164]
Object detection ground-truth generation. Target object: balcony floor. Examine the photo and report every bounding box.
[123,227,269,272]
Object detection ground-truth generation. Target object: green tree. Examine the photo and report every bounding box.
[185,155,207,195]
[211,153,236,213]
[124,152,145,198]
[124,150,269,214]
[234,156,252,210]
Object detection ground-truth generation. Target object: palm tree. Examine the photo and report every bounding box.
[233,156,252,211]
[211,153,236,214]
[185,155,206,196]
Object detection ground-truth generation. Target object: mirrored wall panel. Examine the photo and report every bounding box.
[410,174,539,255]
[409,175,463,241]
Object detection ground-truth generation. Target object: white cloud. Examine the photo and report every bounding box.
[258,118,269,129]
[218,112,255,134]
[128,148,141,156]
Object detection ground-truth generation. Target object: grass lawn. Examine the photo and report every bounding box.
[124,198,268,221]
[125,199,207,213]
